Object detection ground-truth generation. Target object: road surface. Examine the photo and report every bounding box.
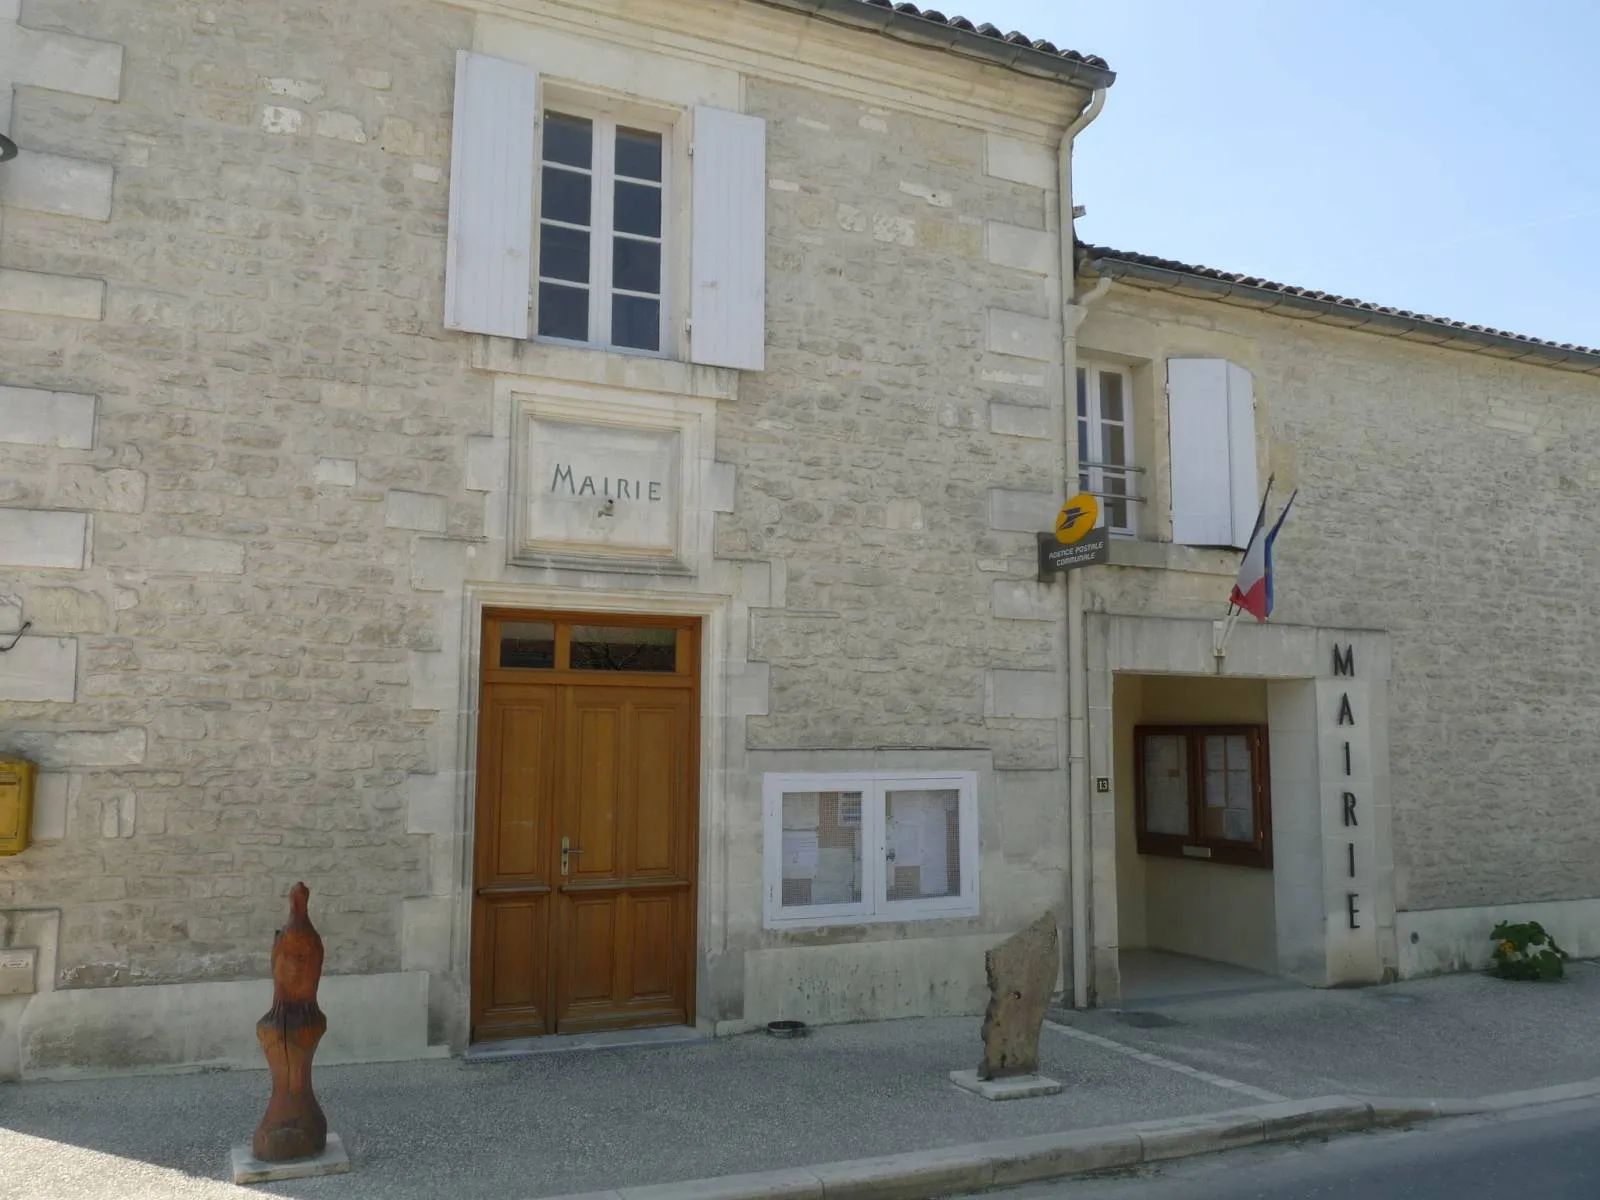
[977,1099,1600,1199]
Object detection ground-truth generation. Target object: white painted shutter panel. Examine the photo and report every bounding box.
[690,106,766,371]
[444,51,538,339]
[1167,358,1235,546]
[1225,362,1260,548]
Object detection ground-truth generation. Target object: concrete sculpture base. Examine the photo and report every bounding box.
[231,1132,350,1184]
[949,1068,1063,1100]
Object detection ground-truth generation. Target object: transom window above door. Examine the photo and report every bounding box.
[487,615,691,677]
[538,112,667,354]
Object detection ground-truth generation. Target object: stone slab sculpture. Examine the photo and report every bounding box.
[231,883,349,1184]
[948,911,1062,1099]
[978,910,1058,1078]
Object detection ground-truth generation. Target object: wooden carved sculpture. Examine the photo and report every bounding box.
[252,882,329,1162]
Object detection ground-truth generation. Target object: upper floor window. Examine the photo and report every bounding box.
[537,112,668,354]
[1077,363,1139,536]
[443,51,767,371]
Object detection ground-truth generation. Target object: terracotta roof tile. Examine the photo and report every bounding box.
[1083,245,1600,364]
[852,0,1112,69]
[756,1,1114,81]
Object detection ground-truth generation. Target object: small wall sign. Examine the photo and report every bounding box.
[1038,528,1110,577]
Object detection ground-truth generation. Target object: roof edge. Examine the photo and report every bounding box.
[752,0,1116,89]
[1084,249,1600,376]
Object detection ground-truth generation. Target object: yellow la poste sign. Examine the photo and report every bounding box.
[1055,493,1100,544]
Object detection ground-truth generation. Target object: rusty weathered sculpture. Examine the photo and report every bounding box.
[252,882,329,1162]
[977,911,1059,1080]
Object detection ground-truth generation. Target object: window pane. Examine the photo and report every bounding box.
[537,282,589,341]
[1142,734,1190,837]
[1076,368,1087,419]
[1102,422,1126,465]
[539,224,590,283]
[499,622,554,669]
[885,788,961,902]
[613,236,661,294]
[1226,734,1249,768]
[570,625,676,672]
[614,180,662,237]
[1107,499,1129,531]
[1226,771,1253,811]
[541,166,591,226]
[611,295,660,351]
[615,126,663,181]
[781,791,863,907]
[1099,370,1124,421]
[1077,417,1090,462]
[543,112,593,169]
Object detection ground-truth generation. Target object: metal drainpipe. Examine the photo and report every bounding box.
[1057,88,1107,1010]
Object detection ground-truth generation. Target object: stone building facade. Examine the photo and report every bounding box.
[0,0,1110,1075]
[1,0,1598,1079]
[1072,251,1600,1000]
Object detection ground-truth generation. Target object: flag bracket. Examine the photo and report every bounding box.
[1212,609,1242,668]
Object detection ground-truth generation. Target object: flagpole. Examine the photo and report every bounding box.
[1213,603,1243,667]
[1215,475,1273,667]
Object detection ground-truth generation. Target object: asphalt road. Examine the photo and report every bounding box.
[982,1099,1600,1200]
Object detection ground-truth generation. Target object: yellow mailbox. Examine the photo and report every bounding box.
[0,756,37,856]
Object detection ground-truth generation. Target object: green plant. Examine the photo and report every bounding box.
[1490,920,1569,981]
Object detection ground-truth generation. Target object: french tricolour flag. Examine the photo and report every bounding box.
[1229,483,1297,623]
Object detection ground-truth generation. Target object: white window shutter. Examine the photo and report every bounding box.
[690,106,766,371]
[1167,358,1235,546]
[444,51,538,339]
[1225,362,1260,548]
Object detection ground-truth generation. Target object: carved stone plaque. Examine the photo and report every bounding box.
[517,416,683,566]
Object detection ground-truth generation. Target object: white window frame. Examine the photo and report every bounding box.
[534,96,675,357]
[1076,361,1139,537]
[762,771,980,929]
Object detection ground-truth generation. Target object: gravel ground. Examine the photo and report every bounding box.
[1053,959,1600,1102]
[0,1015,1242,1200]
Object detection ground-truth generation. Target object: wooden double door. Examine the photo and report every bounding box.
[471,611,699,1041]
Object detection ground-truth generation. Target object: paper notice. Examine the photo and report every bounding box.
[782,830,819,877]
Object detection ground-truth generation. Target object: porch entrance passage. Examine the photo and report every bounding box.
[471,611,699,1041]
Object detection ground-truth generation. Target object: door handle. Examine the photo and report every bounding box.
[561,836,583,876]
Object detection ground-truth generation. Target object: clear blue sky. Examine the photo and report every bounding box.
[967,0,1600,348]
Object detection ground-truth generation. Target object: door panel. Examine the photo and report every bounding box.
[494,705,550,878]
[632,706,678,874]
[566,896,619,1004]
[472,685,557,1039]
[487,900,546,1010]
[573,703,621,878]
[629,892,676,999]
[554,685,695,1033]
[471,614,698,1043]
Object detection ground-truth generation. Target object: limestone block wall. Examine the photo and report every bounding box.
[1079,286,1600,918]
[0,0,475,994]
[0,0,1091,1065]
